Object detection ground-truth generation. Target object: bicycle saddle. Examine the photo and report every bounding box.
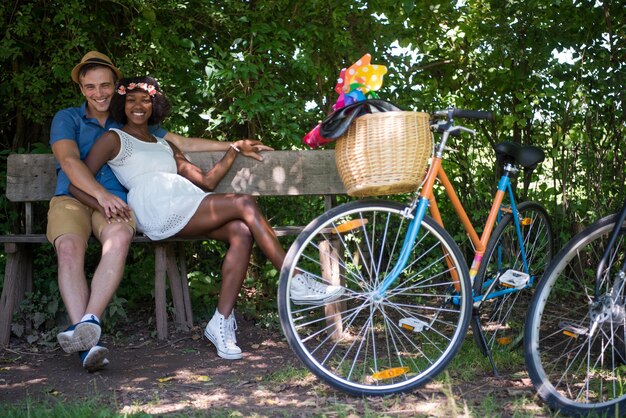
[319,99,402,139]
[494,141,545,170]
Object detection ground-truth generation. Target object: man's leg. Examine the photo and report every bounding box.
[55,233,90,324]
[55,234,106,354]
[48,196,102,354]
[47,197,133,365]
[86,221,134,318]
[72,214,134,372]
[68,216,133,372]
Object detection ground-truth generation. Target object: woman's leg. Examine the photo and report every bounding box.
[199,219,252,360]
[178,193,342,313]
[202,219,253,316]
[180,199,259,360]
[178,194,286,269]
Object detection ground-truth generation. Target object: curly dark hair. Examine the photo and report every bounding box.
[110,76,171,125]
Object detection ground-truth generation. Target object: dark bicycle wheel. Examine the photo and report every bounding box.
[277,200,472,395]
[524,213,626,416]
[472,201,553,369]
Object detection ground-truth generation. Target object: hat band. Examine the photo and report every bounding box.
[83,57,114,66]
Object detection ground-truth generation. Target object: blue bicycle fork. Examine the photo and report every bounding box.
[374,197,430,299]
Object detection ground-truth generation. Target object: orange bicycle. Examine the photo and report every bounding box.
[278,108,553,395]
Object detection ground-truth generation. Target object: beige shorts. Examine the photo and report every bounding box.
[46,195,136,245]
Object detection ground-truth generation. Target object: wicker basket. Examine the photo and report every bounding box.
[335,111,432,197]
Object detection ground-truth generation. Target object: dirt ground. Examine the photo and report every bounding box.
[0,313,551,417]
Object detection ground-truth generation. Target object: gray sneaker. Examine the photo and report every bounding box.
[290,272,344,305]
[57,316,101,353]
[80,345,109,373]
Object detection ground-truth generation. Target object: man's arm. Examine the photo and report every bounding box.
[53,135,129,221]
[52,140,110,200]
[164,132,273,161]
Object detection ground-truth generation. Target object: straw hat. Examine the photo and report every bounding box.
[71,51,122,84]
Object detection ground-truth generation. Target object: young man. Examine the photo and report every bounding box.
[48,51,271,372]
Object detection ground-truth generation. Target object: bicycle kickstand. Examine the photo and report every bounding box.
[471,314,499,376]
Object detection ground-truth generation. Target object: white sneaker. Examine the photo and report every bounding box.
[204,310,242,360]
[290,272,345,305]
[225,311,238,347]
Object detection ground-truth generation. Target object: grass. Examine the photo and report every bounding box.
[2,398,148,418]
[441,333,528,383]
[261,364,310,383]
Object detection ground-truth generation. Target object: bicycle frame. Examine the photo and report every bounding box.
[376,128,531,303]
[596,199,626,297]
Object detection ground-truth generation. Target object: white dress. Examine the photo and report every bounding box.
[107,128,210,240]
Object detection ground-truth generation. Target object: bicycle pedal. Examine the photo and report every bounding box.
[498,270,530,289]
[399,318,429,333]
[559,321,588,339]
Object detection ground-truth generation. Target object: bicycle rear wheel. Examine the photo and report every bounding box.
[524,213,626,416]
[473,201,553,367]
[277,200,472,396]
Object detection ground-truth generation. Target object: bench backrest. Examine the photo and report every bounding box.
[6,150,346,202]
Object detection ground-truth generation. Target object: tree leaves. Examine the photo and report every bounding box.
[0,0,624,240]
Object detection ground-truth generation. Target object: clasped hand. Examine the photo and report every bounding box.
[97,191,132,223]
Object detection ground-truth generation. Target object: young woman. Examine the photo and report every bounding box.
[70,76,343,360]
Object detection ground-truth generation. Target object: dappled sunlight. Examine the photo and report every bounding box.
[230,167,253,193]
[188,150,342,196]
[272,166,286,184]
[4,377,48,389]
[0,357,49,393]
[1,321,550,416]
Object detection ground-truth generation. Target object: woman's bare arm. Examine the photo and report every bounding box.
[169,140,239,191]
[69,131,131,222]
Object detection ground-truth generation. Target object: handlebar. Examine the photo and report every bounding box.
[433,108,494,121]
[431,108,494,136]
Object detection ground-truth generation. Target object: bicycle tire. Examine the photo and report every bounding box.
[278,200,472,395]
[524,213,626,416]
[472,201,553,368]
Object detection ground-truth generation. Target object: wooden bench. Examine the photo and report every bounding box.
[1,150,346,346]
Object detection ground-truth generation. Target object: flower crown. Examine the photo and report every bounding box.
[117,82,159,97]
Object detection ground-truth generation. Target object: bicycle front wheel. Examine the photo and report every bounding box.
[473,201,553,366]
[278,200,472,396]
[524,213,626,416]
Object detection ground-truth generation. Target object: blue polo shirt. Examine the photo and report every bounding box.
[50,102,167,201]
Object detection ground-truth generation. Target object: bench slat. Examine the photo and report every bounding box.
[0,225,305,245]
[7,150,345,202]
[6,154,58,201]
